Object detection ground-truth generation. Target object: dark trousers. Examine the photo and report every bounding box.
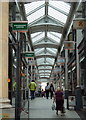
[46,90,49,99]
[50,91,53,99]
[31,90,35,99]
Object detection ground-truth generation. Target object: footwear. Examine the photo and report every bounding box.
[56,111,58,115]
[61,113,65,116]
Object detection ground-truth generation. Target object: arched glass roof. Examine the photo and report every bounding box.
[24,1,71,81]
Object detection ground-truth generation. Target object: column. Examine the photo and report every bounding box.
[0,2,11,108]
[64,49,69,109]
[75,30,83,110]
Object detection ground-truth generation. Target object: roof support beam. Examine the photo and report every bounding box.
[34,43,58,49]
[49,4,68,16]
[26,4,45,16]
[35,55,56,59]
[37,64,53,67]
[50,1,82,78]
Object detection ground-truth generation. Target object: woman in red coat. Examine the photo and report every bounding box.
[54,87,64,115]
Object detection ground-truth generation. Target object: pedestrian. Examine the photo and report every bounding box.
[53,87,64,115]
[29,80,37,100]
[41,89,45,97]
[45,82,50,99]
[50,83,55,99]
[38,86,42,97]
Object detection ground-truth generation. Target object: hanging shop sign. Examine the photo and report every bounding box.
[11,21,28,32]
[64,41,75,50]
[57,57,65,65]
[23,51,34,58]
[73,18,86,29]
[29,60,36,65]
[53,67,61,73]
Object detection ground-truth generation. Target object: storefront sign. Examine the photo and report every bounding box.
[29,60,36,65]
[73,18,86,29]
[11,21,28,32]
[23,51,34,58]
[57,57,65,65]
[53,67,61,73]
[64,41,75,50]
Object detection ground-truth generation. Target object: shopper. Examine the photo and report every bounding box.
[54,87,64,115]
[45,82,50,99]
[50,83,55,99]
[29,80,37,100]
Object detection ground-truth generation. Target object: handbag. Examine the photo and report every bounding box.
[52,103,55,110]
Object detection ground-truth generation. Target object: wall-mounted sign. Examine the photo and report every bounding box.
[73,18,86,29]
[53,67,61,73]
[29,60,36,65]
[57,57,65,65]
[11,21,28,32]
[23,51,34,58]
[64,41,75,50]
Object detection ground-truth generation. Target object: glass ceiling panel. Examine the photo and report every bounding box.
[40,75,49,77]
[39,70,51,73]
[47,48,57,53]
[38,66,52,69]
[31,32,45,43]
[27,7,44,24]
[24,1,44,14]
[39,72,50,74]
[37,58,44,62]
[31,32,42,38]
[46,58,54,64]
[48,6,67,23]
[35,48,44,53]
[47,32,61,43]
[49,1,70,14]
[50,32,62,38]
[46,48,57,54]
[35,48,44,54]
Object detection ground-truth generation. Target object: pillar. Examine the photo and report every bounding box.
[75,30,83,110]
[64,49,69,109]
[0,2,11,108]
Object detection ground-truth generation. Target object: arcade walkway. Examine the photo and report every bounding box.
[21,97,80,119]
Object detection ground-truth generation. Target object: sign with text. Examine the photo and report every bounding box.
[29,60,36,65]
[23,51,34,58]
[73,18,86,29]
[64,41,75,50]
[53,67,61,73]
[11,21,28,32]
[57,57,65,65]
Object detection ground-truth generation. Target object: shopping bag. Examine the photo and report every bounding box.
[62,106,66,113]
[52,103,55,110]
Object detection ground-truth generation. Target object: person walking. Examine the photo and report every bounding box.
[45,82,50,99]
[54,87,64,115]
[29,80,37,100]
[50,83,54,99]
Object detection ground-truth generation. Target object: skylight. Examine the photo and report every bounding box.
[24,1,44,14]
[24,1,71,81]
[31,32,45,43]
[27,7,44,24]
[48,6,67,23]
[47,32,61,43]
[49,1,70,14]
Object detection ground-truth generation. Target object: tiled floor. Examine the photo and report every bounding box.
[28,97,81,119]
[0,97,82,119]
